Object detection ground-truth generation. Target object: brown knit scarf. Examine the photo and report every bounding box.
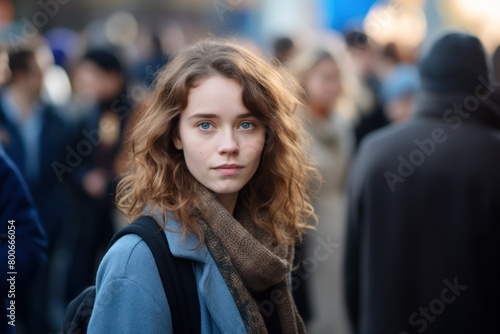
[194,186,306,334]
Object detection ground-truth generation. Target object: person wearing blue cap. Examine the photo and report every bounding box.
[344,30,500,334]
[380,64,420,123]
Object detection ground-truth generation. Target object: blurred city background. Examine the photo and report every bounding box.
[1,0,500,333]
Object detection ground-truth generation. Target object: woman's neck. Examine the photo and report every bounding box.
[216,192,239,216]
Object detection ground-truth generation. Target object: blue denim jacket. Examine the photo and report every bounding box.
[88,217,247,333]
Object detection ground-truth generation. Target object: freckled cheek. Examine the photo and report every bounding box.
[182,135,211,157]
[252,135,266,151]
[243,141,265,163]
[242,131,265,147]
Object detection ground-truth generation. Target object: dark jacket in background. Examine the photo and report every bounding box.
[344,31,500,334]
[354,75,389,147]
[0,146,47,334]
[0,102,74,244]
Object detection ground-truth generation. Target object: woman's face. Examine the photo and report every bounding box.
[174,75,266,197]
[304,58,341,110]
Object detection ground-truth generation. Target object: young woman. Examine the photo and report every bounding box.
[87,39,317,334]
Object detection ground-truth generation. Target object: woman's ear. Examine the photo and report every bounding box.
[173,134,183,150]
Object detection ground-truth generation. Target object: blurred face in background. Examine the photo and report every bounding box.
[304,58,341,115]
[73,60,124,103]
[348,46,376,78]
[385,94,415,123]
[16,55,44,98]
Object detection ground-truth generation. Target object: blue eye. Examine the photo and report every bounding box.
[197,122,213,130]
[240,122,255,130]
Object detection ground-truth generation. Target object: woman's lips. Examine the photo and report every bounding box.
[213,164,244,176]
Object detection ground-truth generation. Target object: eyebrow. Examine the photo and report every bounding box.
[187,112,254,120]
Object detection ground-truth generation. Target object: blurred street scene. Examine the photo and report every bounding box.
[1,0,500,333]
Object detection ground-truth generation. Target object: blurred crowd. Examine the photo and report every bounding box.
[1,12,500,334]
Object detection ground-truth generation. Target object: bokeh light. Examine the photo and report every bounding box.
[363,1,427,48]
[444,0,500,51]
[105,11,138,47]
[44,65,72,106]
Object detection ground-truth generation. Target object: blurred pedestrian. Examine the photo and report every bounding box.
[65,48,131,303]
[493,45,500,81]
[380,64,420,123]
[0,145,47,334]
[273,36,295,66]
[291,45,354,334]
[0,48,74,334]
[344,30,389,147]
[88,39,316,333]
[344,31,500,334]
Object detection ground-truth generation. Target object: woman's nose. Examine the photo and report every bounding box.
[217,130,239,155]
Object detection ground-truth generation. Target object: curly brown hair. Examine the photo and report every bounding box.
[116,39,317,246]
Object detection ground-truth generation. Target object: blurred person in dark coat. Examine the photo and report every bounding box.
[0,45,47,334]
[0,49,73,243]
[65,48,131,302]
[0,145,48,334]
[0,48,74,334]
[344,31,500,334]
[493,45,500,81]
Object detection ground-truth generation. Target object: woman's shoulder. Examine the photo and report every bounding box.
[89,233,172,333]
[96,234,159,285]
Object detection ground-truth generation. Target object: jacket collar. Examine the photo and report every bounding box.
[413,90,500,130]
[152,212,210,264]
[151,212,247,333]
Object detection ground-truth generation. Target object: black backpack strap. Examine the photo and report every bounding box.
[109,215,201,334]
